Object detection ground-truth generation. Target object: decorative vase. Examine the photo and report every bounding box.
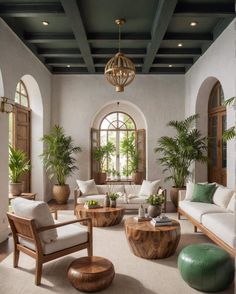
[147,205,161,218]
[133,172,143,184]
[110,200,116,208]
[138,205,145,218]
[99,172,107,184]
[170,186,186,208]
[52,184,70,204]
[104,193,110,207]
[9,182,23,196]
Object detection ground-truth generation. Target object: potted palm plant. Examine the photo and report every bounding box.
[93,141,115,184]
[154,114,208,208]
[120,133,141,184]
[9,146,31,196]
[40,125,81,204]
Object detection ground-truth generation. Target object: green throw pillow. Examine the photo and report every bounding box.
[191,183,216,203]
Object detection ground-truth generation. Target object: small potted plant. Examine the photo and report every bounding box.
[84,199,100,209]
[9,146,31,196]
[146,194,165,218]
[108,193,119,208]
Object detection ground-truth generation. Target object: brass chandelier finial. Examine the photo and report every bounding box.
[104,19,136,92]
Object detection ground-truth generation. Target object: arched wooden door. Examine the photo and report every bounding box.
[208,82,226,186]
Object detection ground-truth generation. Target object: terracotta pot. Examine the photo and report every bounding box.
[147,205,161,218]
[52,184,70,204]
[99,172,106,184]
[9,182,23,196]
[133,172,143,184]
[170,186,186,208]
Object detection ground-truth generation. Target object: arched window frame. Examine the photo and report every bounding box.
[15,80,30,108]
[99,111,137,176]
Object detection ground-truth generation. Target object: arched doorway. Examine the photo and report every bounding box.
[9,80,31,192]
[208,81,226,185]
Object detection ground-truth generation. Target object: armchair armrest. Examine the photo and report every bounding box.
[178,190,186,202]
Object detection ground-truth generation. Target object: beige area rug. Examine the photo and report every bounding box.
[0,211,234,294]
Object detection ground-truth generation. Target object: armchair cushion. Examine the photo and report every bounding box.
[138,180,160,196]
[76,179,98,196]
[20,223,88,254]
[11,197,57,243]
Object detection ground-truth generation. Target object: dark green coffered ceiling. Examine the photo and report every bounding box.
[0,0,235,74]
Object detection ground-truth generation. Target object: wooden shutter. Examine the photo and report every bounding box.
[13,103,31,192]
[91,128,100,184]
[136,129,146,182]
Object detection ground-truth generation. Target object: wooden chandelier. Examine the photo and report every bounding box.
[104,19,136,92]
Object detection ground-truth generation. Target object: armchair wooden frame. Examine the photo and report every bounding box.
[7,212,93,285]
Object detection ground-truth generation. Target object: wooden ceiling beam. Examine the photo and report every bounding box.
[25,33,75,43]
[0,2,64,17]
[174,3,236,17]
[60,0,95,73]
[157,48,202,55]
[153,57,193,65]
[142,0,178,73]
[88,33,151,42]
[91,48,146,57]
[164,33,213,41]
[38,48,81,57]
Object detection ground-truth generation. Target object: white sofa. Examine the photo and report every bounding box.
[74,182,166,212]
[178,184,235,256]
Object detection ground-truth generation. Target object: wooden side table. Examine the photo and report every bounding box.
[125,217,180,259]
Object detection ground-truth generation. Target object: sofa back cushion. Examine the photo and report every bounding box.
[124,185,141,196]
[138,179,160,196]
[185,182,195,200]
[11,197,57,244]
[212,186,234,208]
[97,185,124,195]
[76,179,98,195]
[227,193,235,212]
[191,183,216,203]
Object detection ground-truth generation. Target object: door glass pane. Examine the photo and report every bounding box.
[209,116,217,167]
[209,87,218,109]
[220,86,224,106]
[21,96,28,107]
[222,115,227,168]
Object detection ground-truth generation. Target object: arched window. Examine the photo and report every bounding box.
[208,81,226,185]
[15,80,30,108]
[99,112,136,176]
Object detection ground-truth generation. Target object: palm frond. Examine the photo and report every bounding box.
[223,97,235,107]
[222,127,236,141]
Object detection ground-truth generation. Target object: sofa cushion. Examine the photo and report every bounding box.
[202,213,235,248]
[128,196,147,205]
[20,223,88,254]
[124,185,141,196]
[139,180,160,196]
[77,194,106,204]
[191,183,216,203]
[185,182,194,200]
[179,201,227,223]
[11,197,57,244]
[76,179,98,195]
[213,186,234,208]
[227,193,235,212]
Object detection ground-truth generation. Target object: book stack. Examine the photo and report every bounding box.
[134,215,152,222]
[150,216,172,227]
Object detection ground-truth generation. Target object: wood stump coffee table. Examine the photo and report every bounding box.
[125,217,180,259]
[76,205,125,227]
[68,256,115,292]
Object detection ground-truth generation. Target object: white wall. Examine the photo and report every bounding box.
[52,74,185,197]
[0,19,52,242]
[185,19,236,189]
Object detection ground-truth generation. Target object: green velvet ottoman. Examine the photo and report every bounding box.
[178,243,234,292]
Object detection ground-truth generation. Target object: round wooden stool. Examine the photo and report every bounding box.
[67,256,115,292]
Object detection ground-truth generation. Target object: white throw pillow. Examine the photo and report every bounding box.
[11,197,57,244]
[138,179,160,196]
[76,179,98,195]
[213,186,234,208]
[185,182,195,200]
[226,193,235,212]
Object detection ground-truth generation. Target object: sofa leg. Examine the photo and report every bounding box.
[178,212,181,220]
[13,248,20,267]
[194,226,198,233]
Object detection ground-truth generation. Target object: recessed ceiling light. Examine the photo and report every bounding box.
[42,21,49,26]
[190,21,198,27]
[67,65,71,68]
[169,65,173,67]
[178,43,183,47]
